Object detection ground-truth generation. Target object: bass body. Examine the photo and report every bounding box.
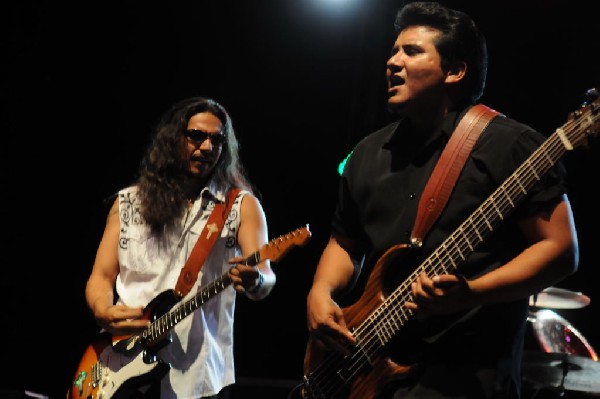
[301,244,423,399]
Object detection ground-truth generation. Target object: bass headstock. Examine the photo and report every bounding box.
[565,87,600,149]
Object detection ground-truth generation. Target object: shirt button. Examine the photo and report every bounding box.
[409,192,416,199]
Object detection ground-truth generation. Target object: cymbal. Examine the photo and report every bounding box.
[522,351,600,393]
[529,286,591,309]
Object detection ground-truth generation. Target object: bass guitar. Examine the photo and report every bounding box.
[298,94,600,399]
[69,225,311,399]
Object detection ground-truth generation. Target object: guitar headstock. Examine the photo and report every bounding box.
[566,88,600,149]
[262,224,312,263]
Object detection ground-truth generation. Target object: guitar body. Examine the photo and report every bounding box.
[68,290,178,399]
[302,244,417,399]
[68,332,170,399]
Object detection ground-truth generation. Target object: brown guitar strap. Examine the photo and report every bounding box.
[410,104,501,247]
[174,188,241,298]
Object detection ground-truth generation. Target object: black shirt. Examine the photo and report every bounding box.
[332,104,567,394]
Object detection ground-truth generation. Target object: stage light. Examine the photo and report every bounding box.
[308,0,361,14]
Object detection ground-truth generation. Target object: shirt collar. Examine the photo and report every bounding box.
[441,109,463,140]
[200,177,228,203]
[388,106,471,150]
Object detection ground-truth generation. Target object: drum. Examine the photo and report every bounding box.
[529,308,598,360]
[523,309,600,397]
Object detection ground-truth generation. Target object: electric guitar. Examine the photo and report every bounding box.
[69,225,311,399]
[297,93,600,399]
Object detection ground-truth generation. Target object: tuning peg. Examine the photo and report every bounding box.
[583,87,599,105]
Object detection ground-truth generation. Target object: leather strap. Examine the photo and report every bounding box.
[410,104,501,247]
[175,188,241,298]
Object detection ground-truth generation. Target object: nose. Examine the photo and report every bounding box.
[198,139,215,154]
[199,139,215,151]
[188,139,214,154]
[387,51,403,70]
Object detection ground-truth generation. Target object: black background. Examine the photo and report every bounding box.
[2,1,599,398]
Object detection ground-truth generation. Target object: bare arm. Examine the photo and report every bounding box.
[469,194,578,302]
[228,194,276,300]
[85,199,147,334]
[306,234,362,351]
[407,194,579,314]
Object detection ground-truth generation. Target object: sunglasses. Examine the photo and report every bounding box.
[184,129,227,146]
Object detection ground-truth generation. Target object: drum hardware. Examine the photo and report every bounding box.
[524,306,599,397]
[529,287,591,310]
[529,309,597,361]
[522,351,600,394]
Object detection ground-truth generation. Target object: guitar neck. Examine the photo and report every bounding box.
[423,130,569,277]
[358,121,586,348]
[139,271,232,347]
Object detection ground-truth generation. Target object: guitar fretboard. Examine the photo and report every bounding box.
[143,272,232,346]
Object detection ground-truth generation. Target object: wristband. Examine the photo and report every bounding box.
[247,270,264,294]
[246,269,275,300]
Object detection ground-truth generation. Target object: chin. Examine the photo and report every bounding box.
[188,168,206,178]
[387,99,406,113]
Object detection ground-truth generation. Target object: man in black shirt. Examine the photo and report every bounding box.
[302,2,579,398]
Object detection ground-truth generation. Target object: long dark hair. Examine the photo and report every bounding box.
[394,1,488,105]
[135,96,253,232]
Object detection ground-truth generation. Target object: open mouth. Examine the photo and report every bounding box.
[389,75,405,87]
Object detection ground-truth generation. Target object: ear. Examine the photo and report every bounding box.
[445,61,467,83]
